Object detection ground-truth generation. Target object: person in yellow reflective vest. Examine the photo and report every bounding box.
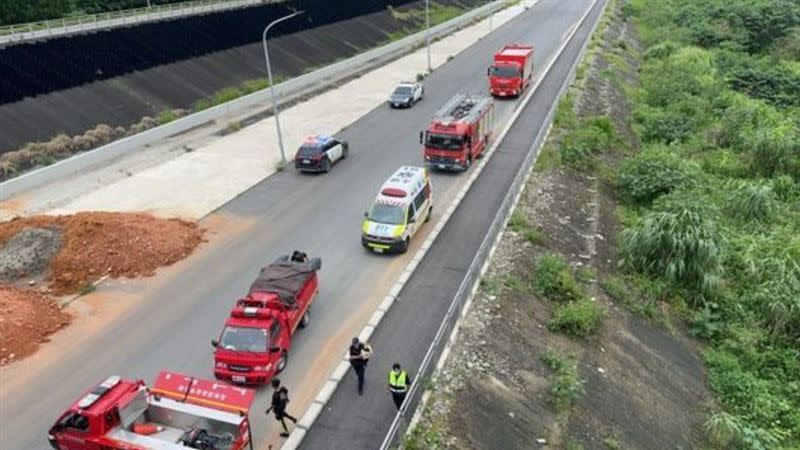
[388,362,412,410]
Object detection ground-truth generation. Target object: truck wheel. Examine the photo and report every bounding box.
[276,353,288,374]
[425,205,432,223]
[399,237,410,254]
[463,156,472,171]
[299,311,310,328]
[342,145,349,159]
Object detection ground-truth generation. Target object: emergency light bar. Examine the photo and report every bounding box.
[381,188,407,198]
[77,375,121,409]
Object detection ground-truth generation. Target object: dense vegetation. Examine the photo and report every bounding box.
[1,0,190,26]
[617,0,800,447]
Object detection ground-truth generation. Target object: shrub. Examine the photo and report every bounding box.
[548,298,606,336]
[642,41,679,60]
[560,116,617,170]
[771,175,799,201]
[540,351,585,411]
[534,254,584,303]
[748,122,800,177]
[699,149,748,178]
[617,146,698,205]
[621,199,723,297]
[727,181,777,224]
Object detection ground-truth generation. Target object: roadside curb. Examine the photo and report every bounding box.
[58,274,110,308]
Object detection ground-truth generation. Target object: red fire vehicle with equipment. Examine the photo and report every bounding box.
[48,370,255,450]
[488,44,534,97]
[213,252,321,385]
[420,93,495,172]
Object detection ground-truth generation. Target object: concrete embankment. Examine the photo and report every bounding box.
[0,0,483,155]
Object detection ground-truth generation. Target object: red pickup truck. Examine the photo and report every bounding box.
[48,371,255,450]
[213,252,321,385]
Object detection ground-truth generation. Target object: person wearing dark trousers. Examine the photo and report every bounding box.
[388,363,412,410]
[348,337,372,395]
[266,378,297,438]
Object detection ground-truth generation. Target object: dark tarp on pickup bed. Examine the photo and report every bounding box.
[248,258,320,306]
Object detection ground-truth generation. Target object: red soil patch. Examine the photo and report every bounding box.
[0,284,71,365]
[0,211,205,295]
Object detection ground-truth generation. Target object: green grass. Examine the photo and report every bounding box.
[534,254,585,303]
[614,0,800,445]
[78,282,96,296]
[540,351,586,411]
[548,298,606,337]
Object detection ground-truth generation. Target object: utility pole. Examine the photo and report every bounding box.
[425,0,431,73]
[262,10,305,166]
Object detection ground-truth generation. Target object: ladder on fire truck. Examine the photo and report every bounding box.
[433,93,491,124]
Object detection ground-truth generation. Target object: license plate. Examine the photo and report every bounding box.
[302,159,310,164]
[232,375,246,383]
[438,164,446,169]
[374,248,384,253]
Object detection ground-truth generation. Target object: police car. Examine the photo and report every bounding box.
[362,166,433,254]
[293,135,349,173]
[388,81,424,108]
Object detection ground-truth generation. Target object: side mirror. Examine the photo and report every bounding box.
[487,67,491,76]
[419,131,423,145]
[211,339,218,348]
[270,346,281,353]
[364,211,369,218]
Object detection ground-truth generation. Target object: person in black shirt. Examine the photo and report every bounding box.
[348,337,372,395]
[266,378,297,438]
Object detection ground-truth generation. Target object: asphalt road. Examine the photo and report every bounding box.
[301,0,603,448]
[0,1,594,448]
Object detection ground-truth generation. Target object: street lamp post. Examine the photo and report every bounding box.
[262,10,305,166]
[425,0,431,73]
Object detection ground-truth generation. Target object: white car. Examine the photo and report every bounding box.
[388,81,424,108]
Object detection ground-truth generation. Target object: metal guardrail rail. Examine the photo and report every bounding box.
[377,0,607,447]
[0,0,508,198]
[0,0,278,46]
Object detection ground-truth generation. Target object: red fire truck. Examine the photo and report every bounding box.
[420,93,495,172]
[48,371,255,450]
[488,44,534,97]
[213,252,320,385]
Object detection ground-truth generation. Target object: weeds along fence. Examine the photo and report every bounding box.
[378,0,607,448]
[0,0,508,198]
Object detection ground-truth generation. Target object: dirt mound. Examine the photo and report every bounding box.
[0,284,71,366]
[0,227,62,282]
[0,212,205,294]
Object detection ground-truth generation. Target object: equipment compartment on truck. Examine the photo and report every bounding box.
[49,371,255,450]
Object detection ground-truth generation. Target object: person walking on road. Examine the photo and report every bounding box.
[388,363,412,410]
[266,378,297,438]
[348,337,372,395]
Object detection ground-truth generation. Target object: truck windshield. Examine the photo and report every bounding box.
[219,326,268,352]
[426,133,463,150]
[489,65,520,78]
[368,203,406,225]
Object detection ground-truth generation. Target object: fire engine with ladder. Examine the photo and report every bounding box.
[420,93,495,172]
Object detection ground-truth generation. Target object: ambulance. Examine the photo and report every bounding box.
[362,166,433,254]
